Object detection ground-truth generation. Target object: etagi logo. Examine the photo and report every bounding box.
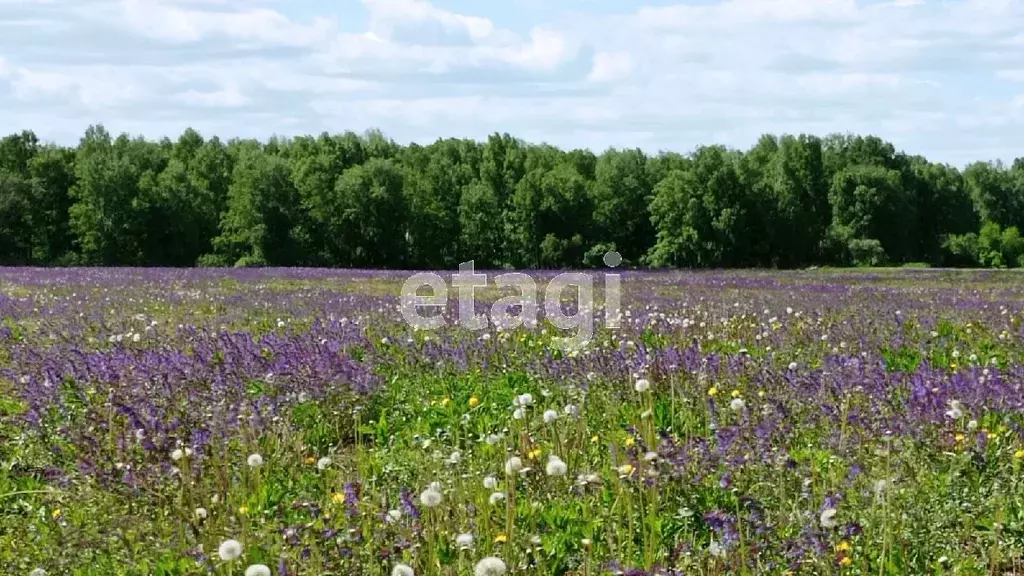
[400,252,623,350]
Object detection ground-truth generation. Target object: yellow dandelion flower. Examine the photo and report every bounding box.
[51,508,61,520]
[331,492,345,504]
[494,534,508,543]
[839,556,852,567]
[835,541,851,553]
[1014,449,1024,459]
[730,389,741,398]
[955,433,965,442]
[590,435,599,443]
[469,396,480,408]
[305,457,316,465]
[624,437,635,447]
[238,505,248,516]
[527,448,542,460]
[441,397,451,407]
[987,432,998,440]
[707,387,718,397]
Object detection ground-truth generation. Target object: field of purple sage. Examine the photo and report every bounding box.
[2,268,1024,575]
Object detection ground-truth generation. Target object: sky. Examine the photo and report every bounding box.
[1,0,1023,167]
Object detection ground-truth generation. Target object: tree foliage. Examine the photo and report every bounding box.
[0,125,1021,269]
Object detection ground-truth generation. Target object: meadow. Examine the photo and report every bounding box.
[1,267,1024,575]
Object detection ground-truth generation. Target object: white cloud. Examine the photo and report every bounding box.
[0,0,1022,166]
[588,51,631,83]
[116,0,335,46]
[177,85,248,107]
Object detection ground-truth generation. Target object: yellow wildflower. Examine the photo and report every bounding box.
[707,387,718,397]
[987,432,998,440]
[1014,449,1024,459]
[839,556,852,567]
[51,508,62,520]
[441,397,451,407]
[331,493,345,504]
[305,457,316,465]
[835,541,851,553]
[617,464,634,476]
[238,505,248,516]
[469,396,480,408]
[730,389,741,398]
[624,437,635,447]
[494,534,508,543]
[954,433,965,443]
[758,391,765,398]
[527,448,542,460]
[590,435,600,443]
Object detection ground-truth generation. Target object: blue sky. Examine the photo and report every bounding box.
[1,0,1023,167]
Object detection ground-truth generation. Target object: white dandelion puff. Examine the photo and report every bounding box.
[420,486,442,508]
[246,453,263,468]
[729,398,746,412]
[391,564,415,576]
[316,457,332,470]
[455,533,474,549]
[819,508,838,529]
[545,455,568,477]
[709,538,726,558]
[489,492,505,505]
[543,409,558,424]
[483,476,498,489]
[244,565,271,576]
[474,556,508,576]
[504,457,523,475]
[634,378,650,393]
[217,538,243,561]
[514,393,534,407]
[194,507,208,520]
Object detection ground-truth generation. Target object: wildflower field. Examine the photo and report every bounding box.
[3,267,1024,576]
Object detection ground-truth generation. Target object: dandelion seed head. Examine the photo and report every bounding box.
[217,539,243,561]
[244,565,271,576]
[545,456,568,477]
[392,563,415,576]
[474,556,508,576]
[820,508,838,528]
[504,457,523,475]
[420,486,442,508]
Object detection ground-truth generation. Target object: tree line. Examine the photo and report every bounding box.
[0,125,1022,269]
